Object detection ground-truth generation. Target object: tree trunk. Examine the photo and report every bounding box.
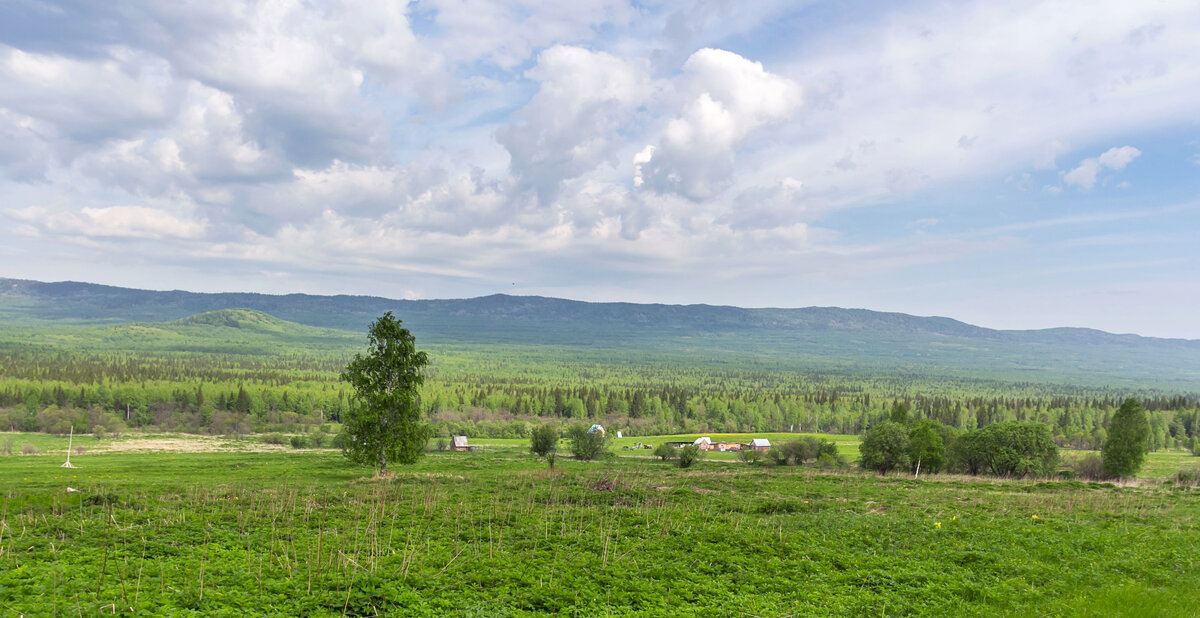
[379,451,387,475]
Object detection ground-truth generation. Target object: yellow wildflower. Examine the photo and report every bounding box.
[935,522,942,529]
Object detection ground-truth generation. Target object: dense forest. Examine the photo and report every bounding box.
[2,286,1199,454]
[3,344,1199,454]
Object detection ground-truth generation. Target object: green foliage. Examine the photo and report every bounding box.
[289,435,309,449]
[737,446,761,464]
[529,423,559,457]
[261,432,287,445]
[653,442,677,461]
[339,312,431,474]
[677,444,703,468]
[890,401,909,424]
[1066,453,1108,481]
[776,437,841,466]
[949,421,1058,478]
[566,424,608,461]
[908,420,947,474]
[1102,398,1150,478]
[859,422,911,474]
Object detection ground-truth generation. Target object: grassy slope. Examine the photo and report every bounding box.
[2,444,1199,616]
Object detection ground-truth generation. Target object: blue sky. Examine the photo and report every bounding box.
[1,0,1198,337]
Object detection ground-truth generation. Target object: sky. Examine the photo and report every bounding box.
[1,0,1198,338]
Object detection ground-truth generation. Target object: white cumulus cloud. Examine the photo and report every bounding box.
[1064,146,1142,190]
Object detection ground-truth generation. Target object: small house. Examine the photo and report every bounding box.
[750,438,771,454]
[452,435,471,452]
[716,441,742,452]
[693,436,715,451]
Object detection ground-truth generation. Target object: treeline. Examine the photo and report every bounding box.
[2,348,1199,452]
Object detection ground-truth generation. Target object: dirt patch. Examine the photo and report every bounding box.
[93,436,288,453]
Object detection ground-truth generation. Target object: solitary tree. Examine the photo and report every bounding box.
[1103,398,1150,479]
[530,423,559,457]
[339,312,430,475]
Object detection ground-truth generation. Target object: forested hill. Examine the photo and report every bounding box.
[2,277,1199,384]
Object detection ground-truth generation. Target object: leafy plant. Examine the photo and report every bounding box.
[566,424,608,461]
[677,444,703,468]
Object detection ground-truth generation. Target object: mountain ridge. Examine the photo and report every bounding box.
[0,277,1193,346]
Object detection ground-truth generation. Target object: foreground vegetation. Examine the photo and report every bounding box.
[3,440,1200,616]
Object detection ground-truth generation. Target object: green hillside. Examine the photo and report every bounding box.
[1,277,1199,386]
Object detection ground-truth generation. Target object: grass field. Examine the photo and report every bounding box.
[3,435,1200,616]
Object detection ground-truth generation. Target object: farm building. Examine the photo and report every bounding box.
[693,437,715,451]
[750,438,771,454]
[716,442,743,452]
[587,424,606,436]
[452,436,472,452]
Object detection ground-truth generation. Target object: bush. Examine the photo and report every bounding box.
[289,435,309,449]
[948,421,1058,478]
[737,447,761,464]
[21,444,38,455]
[530,424,559,457]
[1,437,13,456]
[261,433,287,445]
[766,448,787,466]
[1174,469,1199,485]
[815,452,841,469]
[436,438,448,452]
[93,426,107,441]
[1068,453,1108,481]
[308,433,327,448]
[677,444,703,468]
[653,443,678,461]
[566,424,608,461]
[859,422,911,474]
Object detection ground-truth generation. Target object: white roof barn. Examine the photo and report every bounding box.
[694,437,711,445]
[751,438,771,448]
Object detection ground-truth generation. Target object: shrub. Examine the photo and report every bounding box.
[737,447,761,464]
[1,437,13,456]
[566,424,608,461]
[1174,469,1199,485]
[308,433,327,448]
[93,426,107,441]
[859,422,911,474]
[529,424,559,457]
[74,446,87,455]
[948,421,1058,478]
[677,444,703,468]
[1068,453,1108,481]
[21,444,38,455]
[766,448,788,466]
[815,452,841,469]
[653,443,677,461]
[261,433,287,445]
[436,438,448,452]
[289,435,309,449]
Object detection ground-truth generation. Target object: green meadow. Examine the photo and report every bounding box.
[3,436,1200,616]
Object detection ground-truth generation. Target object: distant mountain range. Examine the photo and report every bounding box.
[2,277,1198,386]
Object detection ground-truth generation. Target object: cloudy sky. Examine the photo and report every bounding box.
[1,1,1198,337]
